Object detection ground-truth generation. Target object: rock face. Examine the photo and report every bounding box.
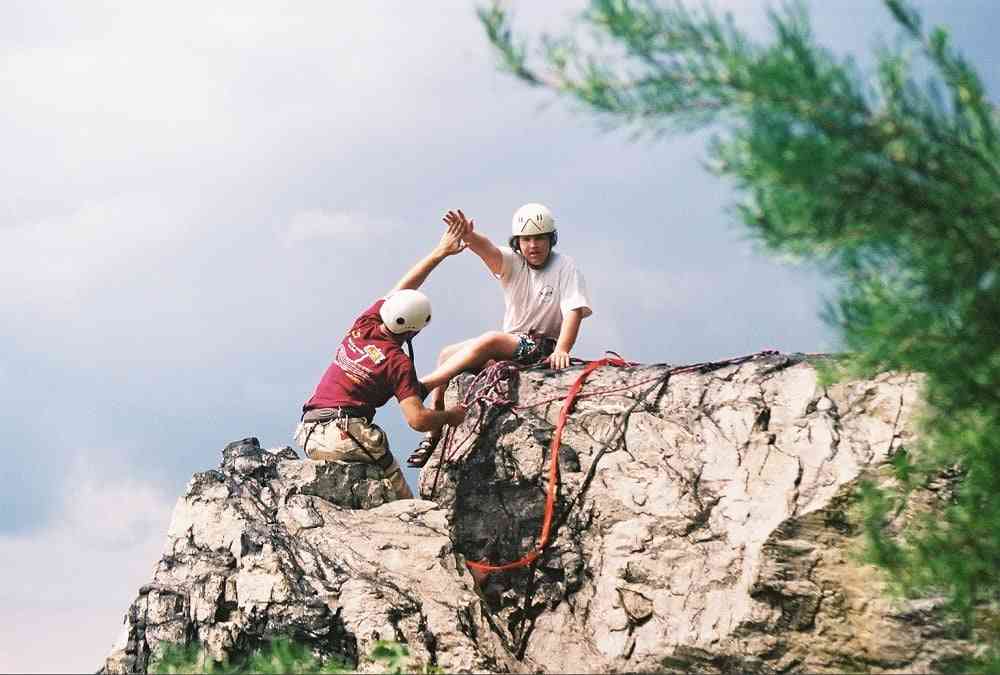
[102,353,976,673]
[101,439,515,674]
[421,352,973,673]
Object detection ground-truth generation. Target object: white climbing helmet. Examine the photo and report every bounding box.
[511,203,556,237]
[380,290,432,334]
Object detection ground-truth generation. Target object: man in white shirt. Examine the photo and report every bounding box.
[407,203,593,467]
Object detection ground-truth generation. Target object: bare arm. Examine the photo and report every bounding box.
[398,396,465,433]
[389,217,467,294]
[548,308,586,370]
[445,209,503,277]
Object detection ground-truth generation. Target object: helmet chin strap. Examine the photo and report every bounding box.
[379,325,417,362]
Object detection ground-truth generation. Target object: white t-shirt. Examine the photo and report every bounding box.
[497,248,593,338]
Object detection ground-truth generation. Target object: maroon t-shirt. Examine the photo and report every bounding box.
[303,299,423,418]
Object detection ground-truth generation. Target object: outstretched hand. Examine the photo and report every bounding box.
[436,213,469,258]
[443,209,474,239]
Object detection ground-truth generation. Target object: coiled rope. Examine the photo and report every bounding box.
[429,350,780,581]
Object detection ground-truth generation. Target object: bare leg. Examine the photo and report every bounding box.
[422,331,520,403]
[410,332,520,461]
[408,337,490,466]
[427,339,473,412]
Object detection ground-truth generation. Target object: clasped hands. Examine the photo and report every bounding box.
[435,209,474,258]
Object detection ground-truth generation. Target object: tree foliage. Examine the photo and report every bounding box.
[148,638,435,674]
[480,0,1000,655]
[150,638,348,674]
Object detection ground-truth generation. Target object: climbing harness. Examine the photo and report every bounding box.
[427,350,780,582]
[300,408,393,471]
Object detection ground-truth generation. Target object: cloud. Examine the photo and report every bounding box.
[62,459,175,551]
[0,458,174,673]
[0,193,191,315]
[280,209,400,248]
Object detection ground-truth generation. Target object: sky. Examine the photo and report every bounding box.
[1,1,998,671]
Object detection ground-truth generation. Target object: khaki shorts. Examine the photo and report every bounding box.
[293,418,413,500]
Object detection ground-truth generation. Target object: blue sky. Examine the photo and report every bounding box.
[1,1,998,671]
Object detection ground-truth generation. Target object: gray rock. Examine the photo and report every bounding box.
[102,355,978,673]
[101,438,516,674]
[421,352,975,673]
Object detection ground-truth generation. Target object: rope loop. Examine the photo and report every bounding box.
[427,350,780,582]
[465,356,627,579]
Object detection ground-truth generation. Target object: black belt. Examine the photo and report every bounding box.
[301,406,374,424]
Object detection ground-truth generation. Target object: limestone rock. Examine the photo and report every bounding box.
[103,354,978,674]
[101,438,516,674]
[421,352,975,673]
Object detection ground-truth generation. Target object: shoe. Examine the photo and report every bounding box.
[406,435,440,468]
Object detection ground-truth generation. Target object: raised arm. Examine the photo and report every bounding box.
[388,215,468,294]
[446,209,503,277]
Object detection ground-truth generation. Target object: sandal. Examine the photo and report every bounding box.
[406,435,440,468]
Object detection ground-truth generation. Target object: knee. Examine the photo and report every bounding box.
[438,342,460,365]
[476,331,507,350]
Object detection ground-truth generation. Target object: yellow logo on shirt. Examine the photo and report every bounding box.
[364,344,386,364]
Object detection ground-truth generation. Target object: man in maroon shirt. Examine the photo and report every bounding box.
[293,221,468,499]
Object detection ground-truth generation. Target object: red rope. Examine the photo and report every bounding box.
[512,371,665,410]
[466,357,625,579]
[435,349,779,582]
[510,354,774,411]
